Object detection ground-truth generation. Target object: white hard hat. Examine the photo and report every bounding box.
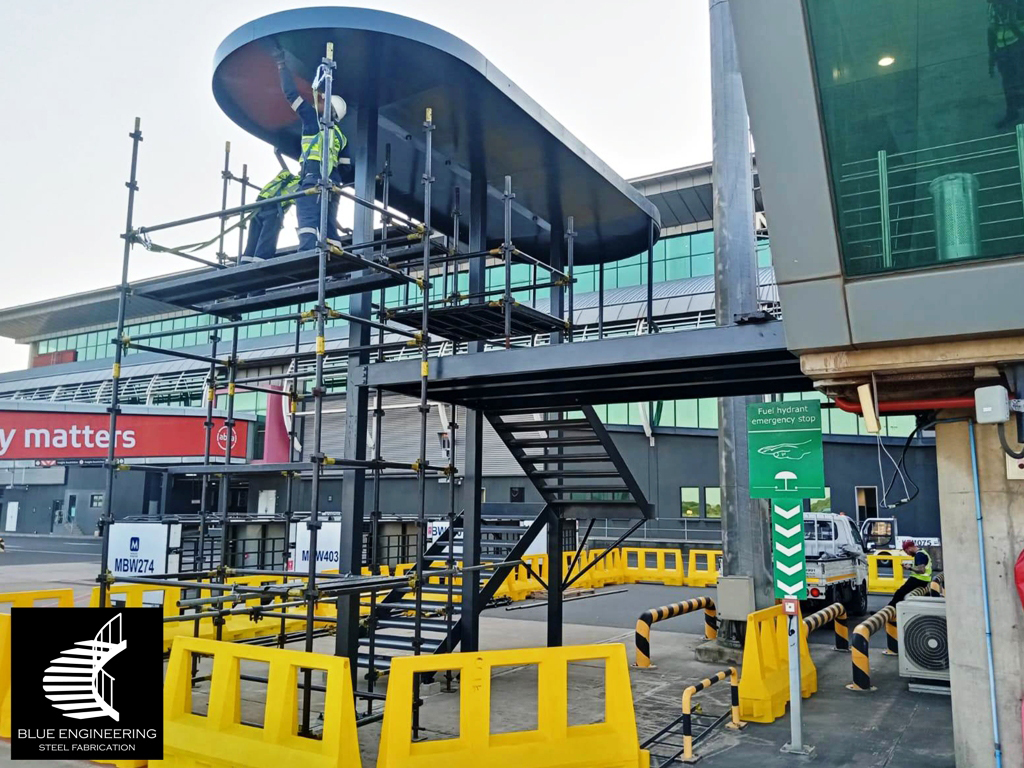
[331,95,347,122]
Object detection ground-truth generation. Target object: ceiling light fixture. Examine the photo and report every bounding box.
[878,55,896,67]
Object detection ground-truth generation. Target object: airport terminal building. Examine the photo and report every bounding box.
[0,161,939,542]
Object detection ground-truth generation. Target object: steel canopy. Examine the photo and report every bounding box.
[213,7,660,265]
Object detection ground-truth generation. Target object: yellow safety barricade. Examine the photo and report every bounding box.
[155,636,360,768]
[0,613,10,740]
[378,643,649,768]
[507,554,547,601]
[92,583,210,652]
[0,590,75,740]
[685,550,721,588]
[737,604,816,724]
[0,587,75,610]
[581,549,622,588]
[867,552,912,594]
[619,548,684,586]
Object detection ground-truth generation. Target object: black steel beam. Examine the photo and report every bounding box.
[356,322,805,408]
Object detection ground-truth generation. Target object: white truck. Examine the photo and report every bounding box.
[860,516,941,553]
[802,512,869,616]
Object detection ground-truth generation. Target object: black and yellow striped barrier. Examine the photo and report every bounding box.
[929,572,945,597]
[635,597,717,668]
[847,587,926,691]
[802,601,849,651]
[681,666,746,762]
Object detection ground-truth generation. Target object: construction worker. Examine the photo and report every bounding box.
[273,46,348,252]
[989,0,1024,129]
[888,539,932,607]
[241,167,300,262]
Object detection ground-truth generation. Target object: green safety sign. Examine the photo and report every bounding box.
[772,502,807,598]
[747,401,825,500]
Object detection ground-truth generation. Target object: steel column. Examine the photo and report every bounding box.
[99,117,142,606]
[459,168,488,653]
[337,96,378,675]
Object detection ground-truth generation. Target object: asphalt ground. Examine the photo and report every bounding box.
[495,582,898,648]
[0,533,102,566]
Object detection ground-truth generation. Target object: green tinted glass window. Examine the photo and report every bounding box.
[681,487,700,518]
[806,0,1024,276]
[704,487,722,518]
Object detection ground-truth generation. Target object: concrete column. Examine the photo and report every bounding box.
[936,420,1024,768]
[711,0,774,622]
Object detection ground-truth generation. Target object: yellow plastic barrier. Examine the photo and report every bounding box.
[619,548,685,586]
[581,549,622,588]
[0,587,75,609]
[0,590,75,740]
[737,604,816,724]
[0,613,10,740]
[507,554,548,601]
[685,549,721,588]
[155,636,361,768]
[867,552,912,594]
[377,643,649,768]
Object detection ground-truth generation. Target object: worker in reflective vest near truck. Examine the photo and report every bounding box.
[273,45,348,252]
[888,539,933,606]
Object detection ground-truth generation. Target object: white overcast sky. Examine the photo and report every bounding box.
[0,1,712,372]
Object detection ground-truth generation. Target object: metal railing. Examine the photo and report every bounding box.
[838,127,1024,275]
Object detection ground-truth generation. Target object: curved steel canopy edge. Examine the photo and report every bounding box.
[213,7,660,265]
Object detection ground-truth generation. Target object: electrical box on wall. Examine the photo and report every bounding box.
[976,385,1010,424]
[716,575,756,621]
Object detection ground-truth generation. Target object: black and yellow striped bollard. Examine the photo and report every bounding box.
[801,601,849,651]
[681,666,746,762]
[635,596,717,668]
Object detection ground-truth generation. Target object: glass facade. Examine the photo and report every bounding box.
[806,0,1024,276]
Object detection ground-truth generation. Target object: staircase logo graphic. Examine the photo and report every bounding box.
[41,613,126,722]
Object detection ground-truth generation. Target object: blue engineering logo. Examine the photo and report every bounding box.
[42,613,127,722]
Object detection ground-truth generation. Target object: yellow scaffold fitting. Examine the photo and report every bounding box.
[316,336,326,355]
[103,570,115,585]
[287,587,306,598]
[410,460,422,471]
[488,300,501,308]
[421,361,429,377]
[327,308,342,319]
[120,334,131,349]
[326,41,334,60]
[300,310,317,323]
[425,107,433,122]
[207,389,215,402]
[117,464,130,471]
[227,383,236,396]
[416,276,425,289]
[111,362,121,379]
[407,232,423,241]
[323,456,337,466]
[289,394,298,413]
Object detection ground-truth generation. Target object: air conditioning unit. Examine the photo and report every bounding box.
[897,596,949,684]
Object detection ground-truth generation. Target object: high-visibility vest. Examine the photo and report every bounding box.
[991,6,1024,49]
[257,171,300,211]
[910,549,933,582]
[300,125,348,175]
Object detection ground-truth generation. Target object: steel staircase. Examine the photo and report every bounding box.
[487,405,653,519]
[357,513,546,676]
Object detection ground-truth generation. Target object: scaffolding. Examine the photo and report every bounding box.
[94,42,588,734]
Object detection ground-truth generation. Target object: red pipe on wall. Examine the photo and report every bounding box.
[833,396,975,415]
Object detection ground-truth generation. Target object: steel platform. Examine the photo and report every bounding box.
[388,300,567,342]
[355,321,808,410]
[131,250,412,316]
[212,7,660,265]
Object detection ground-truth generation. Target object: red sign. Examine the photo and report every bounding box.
[0,411,248,460]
